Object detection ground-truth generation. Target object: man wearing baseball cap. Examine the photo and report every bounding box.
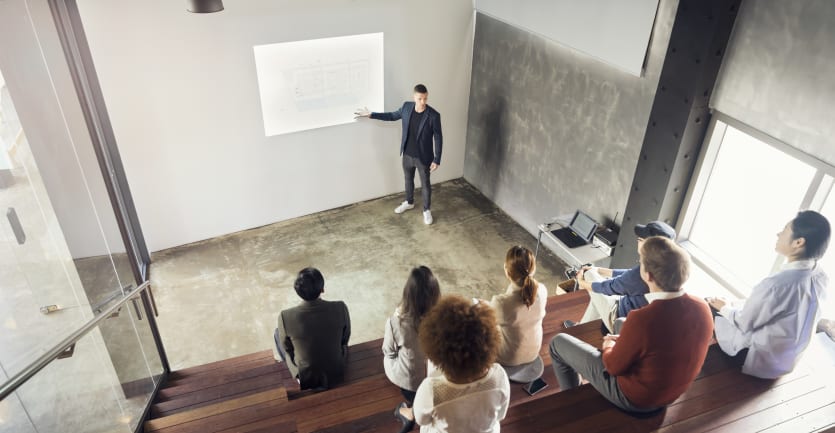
[565,220,677,333]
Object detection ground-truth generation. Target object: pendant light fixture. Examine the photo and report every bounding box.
[187,0,224,13]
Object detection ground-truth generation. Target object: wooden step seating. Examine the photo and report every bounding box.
[152,351,290,418]
[501,296,835,433]
[145,290,835,432]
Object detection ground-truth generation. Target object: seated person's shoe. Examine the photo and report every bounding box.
[558,279,579,293]
[394,402,416,432]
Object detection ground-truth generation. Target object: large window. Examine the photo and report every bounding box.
[680,116,835,318]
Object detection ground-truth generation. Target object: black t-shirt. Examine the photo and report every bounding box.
[404,108,425,158]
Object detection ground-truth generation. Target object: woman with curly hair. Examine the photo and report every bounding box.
[384,266,442,433]
[488,245,548,366]
[412,295,510,432]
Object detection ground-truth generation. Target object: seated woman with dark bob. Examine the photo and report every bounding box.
[708,210,831,379]
[412,295,510,433]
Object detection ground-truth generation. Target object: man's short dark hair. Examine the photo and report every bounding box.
[294,267,324,301]
[414,84,428,94]
[792,210,831,260]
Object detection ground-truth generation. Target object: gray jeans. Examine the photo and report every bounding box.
[548,333,660,413]
[402,155,431,210]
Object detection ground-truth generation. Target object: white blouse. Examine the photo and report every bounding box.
[413,363,510,433]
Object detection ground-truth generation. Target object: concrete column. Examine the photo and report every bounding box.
[611,0,741,268]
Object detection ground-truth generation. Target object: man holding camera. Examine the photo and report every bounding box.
[564,221,676,333]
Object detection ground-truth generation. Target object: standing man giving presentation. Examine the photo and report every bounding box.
[356,84,443,225]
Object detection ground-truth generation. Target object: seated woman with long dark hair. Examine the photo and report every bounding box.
[412,295,510,433]
[384,266,441,433]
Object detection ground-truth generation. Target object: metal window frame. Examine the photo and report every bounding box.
[678,111,835,298]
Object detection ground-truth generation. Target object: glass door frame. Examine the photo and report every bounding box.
[47,0,169,380]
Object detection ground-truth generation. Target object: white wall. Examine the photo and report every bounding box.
[76,0,475,252]
[0,0,125,259]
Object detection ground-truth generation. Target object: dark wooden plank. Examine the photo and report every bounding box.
[145,388,287,432]
[164,356,281,388]
[656,374,825,433]
[710,384,835,433]
[503,385,634,433]
[627,369,810,432]
[311,409,399,433]
[206,379,401,433]
[296,390,403,432]
[167,351,273,381]
[158,362,285,401]
[152,373,286,417]
[244,420,298,433]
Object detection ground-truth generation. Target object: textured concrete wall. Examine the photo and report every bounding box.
[463,2,678,239]
[712,0,835,166]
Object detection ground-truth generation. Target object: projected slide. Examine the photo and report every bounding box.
[254,33,384,136]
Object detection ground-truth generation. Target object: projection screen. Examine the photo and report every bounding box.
[254,32,384,136]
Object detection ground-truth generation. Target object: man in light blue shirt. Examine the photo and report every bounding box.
[708,211,830,379]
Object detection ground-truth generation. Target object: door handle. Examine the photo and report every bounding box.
[6,207,26,245]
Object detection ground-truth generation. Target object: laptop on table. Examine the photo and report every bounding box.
[551,210,598,248]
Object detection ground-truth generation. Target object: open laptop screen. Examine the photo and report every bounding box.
[569,211,598,241]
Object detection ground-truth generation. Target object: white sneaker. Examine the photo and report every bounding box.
[395,201,415,214]
[423,210,433,225]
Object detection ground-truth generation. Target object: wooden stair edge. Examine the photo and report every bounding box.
[168,350,274,380]
[144,387,288,432]
[152,378,285,418]
[165,355,282,386]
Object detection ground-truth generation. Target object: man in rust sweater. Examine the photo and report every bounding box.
[549,236,714,413]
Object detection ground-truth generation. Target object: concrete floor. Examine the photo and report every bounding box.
[150,178,570,370]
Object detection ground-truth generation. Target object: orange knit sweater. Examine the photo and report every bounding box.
[601,294,713,408]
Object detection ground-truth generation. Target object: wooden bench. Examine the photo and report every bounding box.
[502,293,835,433]
[146,291,835,432]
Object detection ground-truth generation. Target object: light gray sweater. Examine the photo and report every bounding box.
[383,308,427,391]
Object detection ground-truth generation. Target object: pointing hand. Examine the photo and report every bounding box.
[353,107,370,118]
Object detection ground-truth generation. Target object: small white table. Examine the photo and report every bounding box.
[535,220,610,268]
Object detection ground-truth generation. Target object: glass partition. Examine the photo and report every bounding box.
[0,0,158,380]
[0,289,163,433]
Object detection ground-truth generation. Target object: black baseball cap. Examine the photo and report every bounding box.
[634,221,676,239]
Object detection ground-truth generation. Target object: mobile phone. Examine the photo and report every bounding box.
[523,378,548,396]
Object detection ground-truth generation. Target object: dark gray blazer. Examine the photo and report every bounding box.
[370,101,443,166]
[277,298,351,389]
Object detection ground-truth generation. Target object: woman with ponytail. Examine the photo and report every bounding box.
[488,245,548,366]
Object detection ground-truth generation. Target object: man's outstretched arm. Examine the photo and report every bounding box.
[355,105,404,121]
